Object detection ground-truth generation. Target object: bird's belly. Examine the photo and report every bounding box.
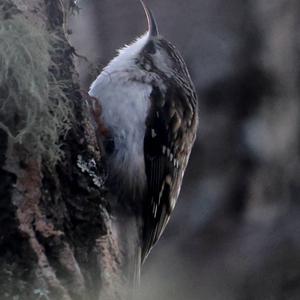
[90,78,152,192]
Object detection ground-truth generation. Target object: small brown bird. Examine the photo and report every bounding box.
[89,0,198,285]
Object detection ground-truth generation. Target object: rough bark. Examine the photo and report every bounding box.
[0,1,123,299]
[74,0,300,299]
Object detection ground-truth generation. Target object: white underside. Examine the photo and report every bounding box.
[91,73,151,191]
[89,33,153,191]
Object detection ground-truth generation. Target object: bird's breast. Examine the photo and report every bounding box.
[89,73,153,192]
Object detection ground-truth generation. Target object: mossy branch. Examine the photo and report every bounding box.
[0,1,125,299]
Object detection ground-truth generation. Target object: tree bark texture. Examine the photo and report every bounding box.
[0,1,124,299]
[70,1,300,299]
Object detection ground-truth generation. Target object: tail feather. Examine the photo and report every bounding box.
[113,212,142,298]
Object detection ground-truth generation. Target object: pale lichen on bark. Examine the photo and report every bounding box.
[0,1,124,299]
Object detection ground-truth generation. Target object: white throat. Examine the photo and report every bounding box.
[102,32,149,75]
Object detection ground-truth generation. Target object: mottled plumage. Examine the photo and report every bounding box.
[89,0,198,267]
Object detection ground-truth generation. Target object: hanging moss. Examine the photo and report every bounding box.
[0,3,74,165]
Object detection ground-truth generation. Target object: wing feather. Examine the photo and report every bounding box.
[142,82,195,261]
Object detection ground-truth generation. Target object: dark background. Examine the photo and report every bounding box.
[70,1,300,299]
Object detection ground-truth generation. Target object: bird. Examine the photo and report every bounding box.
[89,0,198,286]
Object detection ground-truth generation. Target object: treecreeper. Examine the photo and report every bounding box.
[89,0,198,294]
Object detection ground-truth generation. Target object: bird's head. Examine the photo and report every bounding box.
[104,0,185,79]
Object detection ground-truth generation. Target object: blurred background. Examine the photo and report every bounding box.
[70,0,300,299]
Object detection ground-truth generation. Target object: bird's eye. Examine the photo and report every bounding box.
[144,41,156,55]
[104,137,115,155]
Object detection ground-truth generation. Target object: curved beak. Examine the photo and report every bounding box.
[140,0,159,37]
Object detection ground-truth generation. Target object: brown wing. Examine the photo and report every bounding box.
[142,82,197,262]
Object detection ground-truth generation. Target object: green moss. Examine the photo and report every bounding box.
[0,5,74,165]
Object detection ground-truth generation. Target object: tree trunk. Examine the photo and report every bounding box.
[0,1,123,299]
